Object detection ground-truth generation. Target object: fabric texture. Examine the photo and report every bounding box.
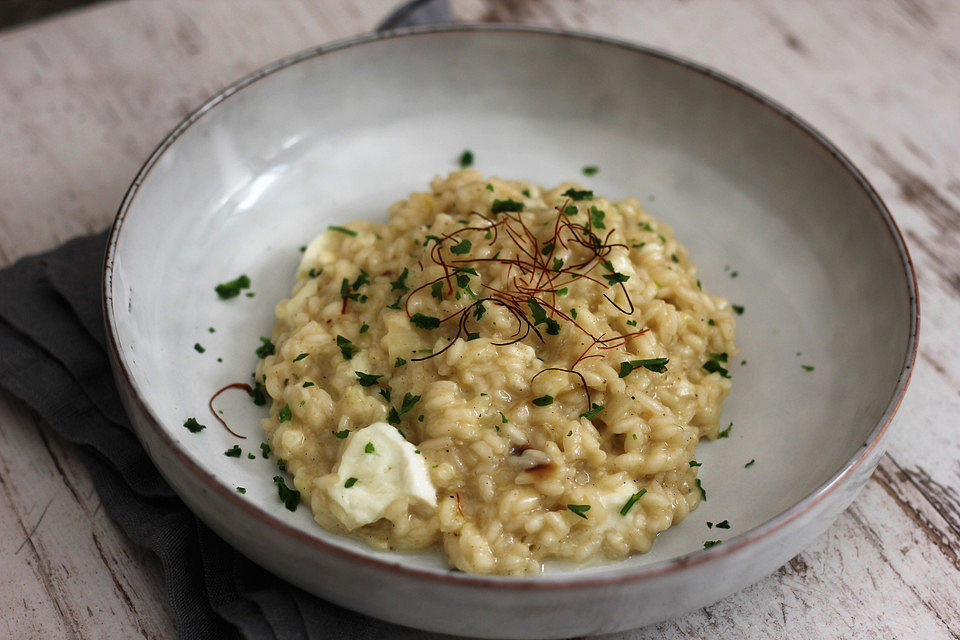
[0,2,464,639]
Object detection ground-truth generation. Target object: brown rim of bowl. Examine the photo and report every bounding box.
[102,24,919,589]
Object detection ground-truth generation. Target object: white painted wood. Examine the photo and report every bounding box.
[0,0,957,638]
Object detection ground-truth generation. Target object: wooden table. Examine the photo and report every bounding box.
[1,1,958,638]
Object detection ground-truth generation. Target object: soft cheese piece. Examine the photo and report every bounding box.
[327,422,437,530]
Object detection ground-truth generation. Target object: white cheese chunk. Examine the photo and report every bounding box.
[599,478,642,532]
[327,422,437,530]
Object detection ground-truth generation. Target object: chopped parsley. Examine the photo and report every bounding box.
[626,319,638,327]
[602,272,630,286]
[532,395,554,406]
[183,417,206,433]
[333,429,350,439]
[473,301,487,321]
[260,443,271,458]
[579,403,604,420]
[671,254,679,263]
[732,304,745,315]
[344,477,358,488]
[193,343,205,353]
[293,352,309,362]
[552,257,564,271]
[561,188,593,201]
[256,337,275,358]
[801,364,815,372]
[619,489,647,516]
[567,504,590,519]
[208,327,216,333]
[278,403,292,423]
[718,422,733,438]
[386,295,403,309]
[527,298,560,335]
[715,520,730,529]
[589,206,606,229]
[308,267,322,278]
[450,239,472,255]
[702,352,730,378]
[215,274,251,299]
[563,205,578,216]
[619,358,669,377]
[364,442,375,454]
[555,287,568,296]
[491,198,525,214]
[359,323,369,334]
[745,459,755,468]
[224,445,242,457]
[541,241,555,255]
[582,165,599,176]
[400,392,421,415]
[411,313,441,329]
[355,371,383,387]
[336,335,359,360]
[458,149,474,168]
[276,459,286,471]
[390,267,410,291]
[703,540,721,549]
[236,487,246,494]
[689,460,702,467]
[273,475,300,511]
[431,281,445,301]
[485,183,494,192]
[379,387,391,401]
[328,225,358,237]
[499,411,508,423]
[247,453,256,459]
[301,381,314,388]
[696,478,707,501]
[394,357,406,368]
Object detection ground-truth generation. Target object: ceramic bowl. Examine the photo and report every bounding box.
[103,26,918,639]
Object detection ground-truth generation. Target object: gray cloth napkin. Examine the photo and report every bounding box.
[0,2,470,639]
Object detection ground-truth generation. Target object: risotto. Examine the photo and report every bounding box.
[255,170,737,575]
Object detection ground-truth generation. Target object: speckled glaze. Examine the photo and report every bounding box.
[103,26,917,638]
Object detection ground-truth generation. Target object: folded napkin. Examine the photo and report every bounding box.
[0,2,470,639]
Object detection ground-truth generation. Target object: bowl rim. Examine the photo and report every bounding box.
[102,23,919,589]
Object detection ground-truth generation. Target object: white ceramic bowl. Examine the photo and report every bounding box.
[103,26,918,639]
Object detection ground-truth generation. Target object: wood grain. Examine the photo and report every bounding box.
[0,0,957,638]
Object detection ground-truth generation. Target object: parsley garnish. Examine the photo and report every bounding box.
[293,352,309,362]
[333,429,350,439]
[473,301,486,321]
[732,304,745,315]
[411,313,441,329]
[344,477,358,488]
[400,392,421,415]
[561,188,593,201]
[579,403,604,420]
[491,199,524,214]
[379,387,391,401]
[619,489,647,516]
[355,371,382,387]
[696,478,706,501]
[527,298,560,335]
[307,267,322,278]
[236,487,246,494]
[364,442,375,454]
[459,149,474,168]
[394,357,406,368]
[703,540,721,549]
[715,520,730,529]
[301,381,314,388]
[532,395,554,406]
[431,281,445,301]
[563,205,578,216]
[276,459,286,471]
[499,411,508,423]
[249,382,268,405]
[702,353,730,378]
[260,443,271,458]
[193,343,205,353]
[451,239,472,255]
[567,504,590,519]
[273,476,300,511]
[386,407,400,425]
[328,225,358,237]
[555,287,568,296]
[485,183,494,192]
[215,274,251,299]
[801,364,815,372]
[336,335,358,360]
[552,257,564,271]
[247,452,256,459]
[256,337,275,358]
[689,460,702,467]
[619,358,669,377]
[360,323,369,334]
[582,165,599,176]
[390,267,410,291]
[541,241,554,255]
[745,459,755,468]
[602,272,630,286]
[386,295,403,309]
[278,403,292,422]
[183,417,205,433]
[589,206,606,229]
[718,422,733,438]
[224,445,241,457]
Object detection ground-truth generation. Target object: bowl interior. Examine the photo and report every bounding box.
[107,28,913,577]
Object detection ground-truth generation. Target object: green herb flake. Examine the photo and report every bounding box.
[355,371,383,387]
[293,352,309,362]
[256,337,275,359]
[704,540,721,549]
[563,205,578,216]
[451,239,472,255]
[801,364,815,372]
[386,407,401,425]
[567,504,591,519]
[247,453,256,459]
[390,267,410,292]
[689,460,702,467]
[193,343,206,353]
[532,395,554,407]
[552,257,564,271]
[561,188,593,201]
[671,254,679,263]
[745,459,755,468]
[602,272,630,286]
[336,335,359,360]
[541,241,555,255]
[485,183,494,192]
[499,411,508,424]
[718,422,733,438]
[570,308,578,319]
[394,357,407,368]
[328,225,358,237]
[276,459,287,471]
[364,442,375,454]
[278,403,292,423]
[708,319,716,326]
[378,387,391,401]
[386,295,403,310]
[619,358,669,377]
[400,392,421,415]
[582,165,599,176]
[555,287,569,297]
[715,520,730,529]
[360,323,370,334]
[732,304,745,315]
[619,489,647,516]
[224,445,242,458]
[301,381,314,389]
[215,274,251,300]
[183,417,206,433]
[626,319,638,327]
[273,475,301,511]
[411,313,441,329]
[696,478,707,501]
[458,149,474,168]
[344,477,358,488]
[208,327,216,333]
[260,443,271,458]
[702,355,731,378]
[431,281,445,301]
[333,429,350,439]
[491,199,525,215]
[589,206,606,229]
[579,403,604,420]
[527,298,560,335]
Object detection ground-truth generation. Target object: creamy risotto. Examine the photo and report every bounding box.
[255,171,737,575]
